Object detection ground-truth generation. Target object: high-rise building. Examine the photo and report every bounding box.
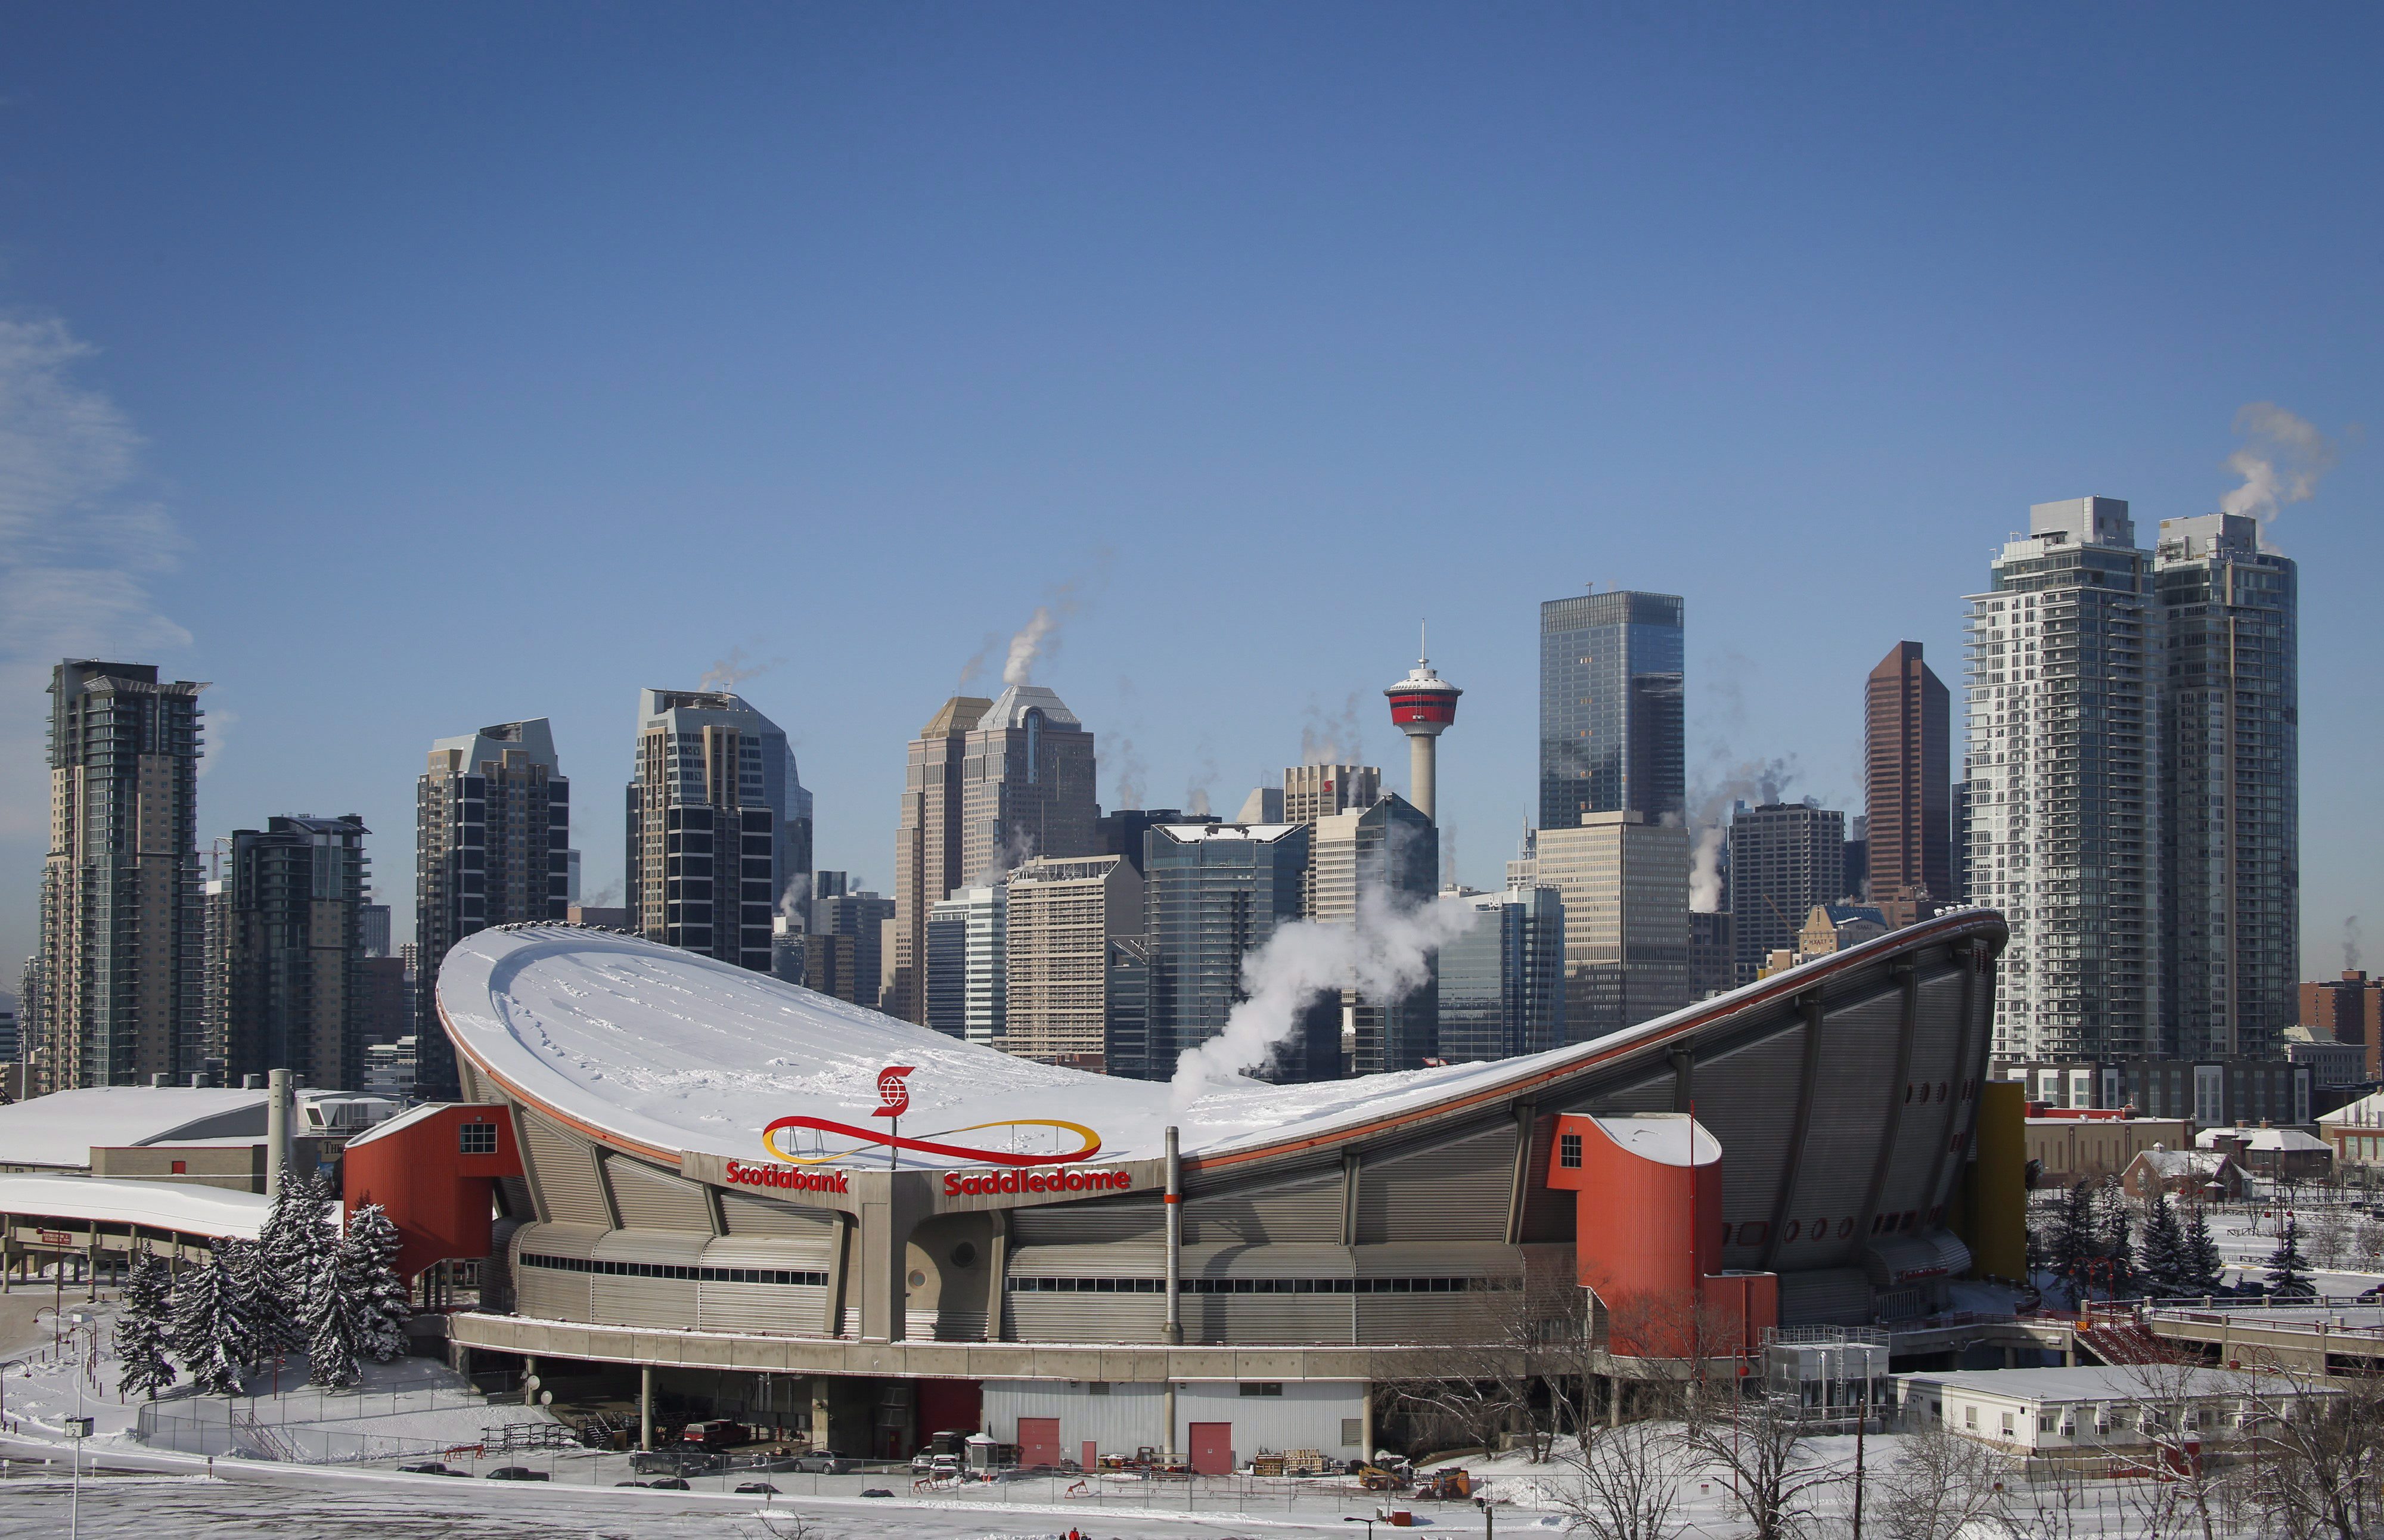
[358,955,410,1048]
[1842,815,1870,905]
[415,719,570,1100]
[1143,822,1324,1079]
[891,696,992,1023]
[2156,513,2299,1061]
[1865,641,1952,926]
[811,888,895,1011]
[1436,885,1566,1063]
[1003,854,1144,1071]
[360,901,392,958]
[926,884,1007,1047]
[1966,496,2162,1064]
[15,957,42,1073]
[960,685,1098,881]
[625,689,810,973]
[1094,808,1205,879]
[36,660,207,1091]
[1534,812,1691,1042]
[2302,971,2383,1082]
[1538,591,1685,832]
[1688,910,1735,1000]
[1727,803,1848,985]
[1308,794,1439,1072]
[1103,937,1154,1080]
[1283,765,1380,825]
[215,815,371,1090]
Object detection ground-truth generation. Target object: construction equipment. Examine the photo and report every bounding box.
[1416,1468,1473,1501]
[1358,1463,1410,1492]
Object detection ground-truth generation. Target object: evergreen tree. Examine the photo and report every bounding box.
[2265,1217,2314,1298]
[2095,1182,2137,1296]
[344,1203,413,1363]
[305,1269,363,1389]
[224,1237,294,1373]
[113,1251,178,1402]
[2139,1195,2187,1297]
[169,1251,250,1396]
[2052,1183,2097,1286]
[259,1173,337,1356]
[2183,1202,2227,1294]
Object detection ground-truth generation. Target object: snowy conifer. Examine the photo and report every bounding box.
[225,1237,296,1373]
[114,1250,178,1402]
[2139,1195,2186,1297]
[2094,1181,2137,1296]
[2183,1202,2226,1294]
[305,1266,363,1389]
[344,1203,413,1362]
[260,1172,338,1355]
[2051,1182,2097,1284]
[2265,1217,2314,1298]
[169,1249,250,1396]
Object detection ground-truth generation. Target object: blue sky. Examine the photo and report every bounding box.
[1,5,2376,981]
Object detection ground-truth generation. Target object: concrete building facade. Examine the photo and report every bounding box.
[215,815,372,1091]
[1966,497,2163,1065]
[626,690,809,974]
[1002,855,1144,1072]
[1535,812,1690,1044]
[1307,794,1438,1073]
[1865,642,1952,918]
[2155,513,2298,1061]
[35,661,208,1092]
[890,697,992,1025]
[1728,803,1848,987]
[414,719,570,1101]
[960,685,1098,886]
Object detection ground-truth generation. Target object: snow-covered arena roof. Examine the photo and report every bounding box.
[0,1174,269,1240]
[0,1086,271,1169]
[436,914,2003,1173]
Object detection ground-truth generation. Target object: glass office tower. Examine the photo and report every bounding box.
[1539,591,1685,832]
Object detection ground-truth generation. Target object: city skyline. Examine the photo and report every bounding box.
[1,11,2376,987]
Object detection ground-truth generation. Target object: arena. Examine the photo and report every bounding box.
[365,908,2013,1464]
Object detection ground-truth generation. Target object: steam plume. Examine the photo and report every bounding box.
[1004,606,1058,685]
[2220,402,2337,546]
[1109,733,1146,810]
[1169,889,1480,1105]
[2348,916,2366,974]
[1300,693,1368,767]
[699,645,781,693]
[1685,756,1801,914]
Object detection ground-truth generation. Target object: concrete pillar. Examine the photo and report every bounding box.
[641,1365,654,1451]
[265,1069,293,1200]
[810,1377,831,1452]
[1163,1380,1177,1460]
[1163,1126,1182,1345]
[523,1355,539,1406]
[1359,1382,1374,1459]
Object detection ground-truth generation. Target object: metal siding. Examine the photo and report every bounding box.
[593,1229,711,1265]
[982,1381,1366,1461]
[1694,1030,1806,1269]
[591,1275,699,1328]
[1775,1266,1873,1327]
[518,1111,610,1227]
[1515,1114,1576,1244]
[1182,1175,1343,1245]
[1004,1291,1169,1343]
[1786,991,1905,1263]
[509,1219,607,1322]
[703,1232,837,1269]
[1355,1125,1515,1243]
[1009,1193,1166,1246]
[605,1156,716,1232]
[697,1280,828,1334]
[719,1191,843,1238]
[1877,971,1970,1219]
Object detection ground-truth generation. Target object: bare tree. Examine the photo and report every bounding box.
[2354,1217,2384,1272]
[1868,1416,2012,1540]
[2101,1360,2247,1540]
[1600,1286,1750,1435]
[1683,1390,1846,1540]
[1558,1420,1696,1540]
[2237,1352,2384,1540]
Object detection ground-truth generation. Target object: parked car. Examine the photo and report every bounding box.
[861,1488,896,1498]
[485,1466,550,1482]
[911,1452,963,1476]
[794,1449,855,1473]
[397,1462,449,1475]
[646,1477,692,1491]
[683,1419,748,1449]
[735,1482,782,1495]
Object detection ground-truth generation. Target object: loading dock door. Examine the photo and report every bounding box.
[1189,1422,1233,1475]
[1017,1417,1061,1470]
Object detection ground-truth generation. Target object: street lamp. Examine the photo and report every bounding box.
[1345,1516,1377,1540]
[67,1308,92,1540]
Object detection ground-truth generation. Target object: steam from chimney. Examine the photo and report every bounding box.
[2349,915,2366,973]
[1004,606,1058,686]
[698,645,781,693]
[1300,693,1367,767]
[2221,402,2337,547]
[1685,755,1802,914]
[1169,888,1480,1106]
[1110,734,1147,811]
[1185,784,1213,818]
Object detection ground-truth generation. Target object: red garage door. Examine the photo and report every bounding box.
[1017,1417,1061,1470]
[1189,1422,1233,1476]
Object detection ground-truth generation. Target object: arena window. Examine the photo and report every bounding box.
[519,1253,828,1287]
[1007,1277,1507,1295]
[1559,1132,1582,1169]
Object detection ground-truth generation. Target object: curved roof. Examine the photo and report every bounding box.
[437,909,2007,1176]
[0,1174,269,1240]
[0,1086,269,1169]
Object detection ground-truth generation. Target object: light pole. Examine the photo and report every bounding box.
[67,1308,91,1540]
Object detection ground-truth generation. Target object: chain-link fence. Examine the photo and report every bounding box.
[135,1385,558,1464]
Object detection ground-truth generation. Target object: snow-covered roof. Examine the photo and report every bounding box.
[0,1086,269,1169]
[1898,1366,2284,1405]
[0,1174,269,1240]
[343,1101,498,1150]
[1593,1114,1719,1167]
[2320,1091,2384,1128]
[2129,1148,2231,1179]
[2196,1127,2329,1153]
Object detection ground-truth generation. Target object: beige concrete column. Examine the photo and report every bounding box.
[641,1365,654,1451]
[811,1377,833,1451]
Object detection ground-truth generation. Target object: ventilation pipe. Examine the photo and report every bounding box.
[265,1069,293,1200]
[1164,1123,1181,1462]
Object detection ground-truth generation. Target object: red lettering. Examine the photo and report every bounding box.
[943,1172,960,1197]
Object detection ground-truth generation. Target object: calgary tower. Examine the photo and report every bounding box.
[1385,628,1461,822]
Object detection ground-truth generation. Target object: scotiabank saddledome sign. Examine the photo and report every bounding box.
[746,1064,1130,1197]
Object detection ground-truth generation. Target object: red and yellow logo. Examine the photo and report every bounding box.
[760,1064,1103,1169]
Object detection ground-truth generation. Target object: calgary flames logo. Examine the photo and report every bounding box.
[761,1063,1103,1170]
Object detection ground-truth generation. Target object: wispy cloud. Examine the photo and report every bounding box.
[0,315,193,836]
